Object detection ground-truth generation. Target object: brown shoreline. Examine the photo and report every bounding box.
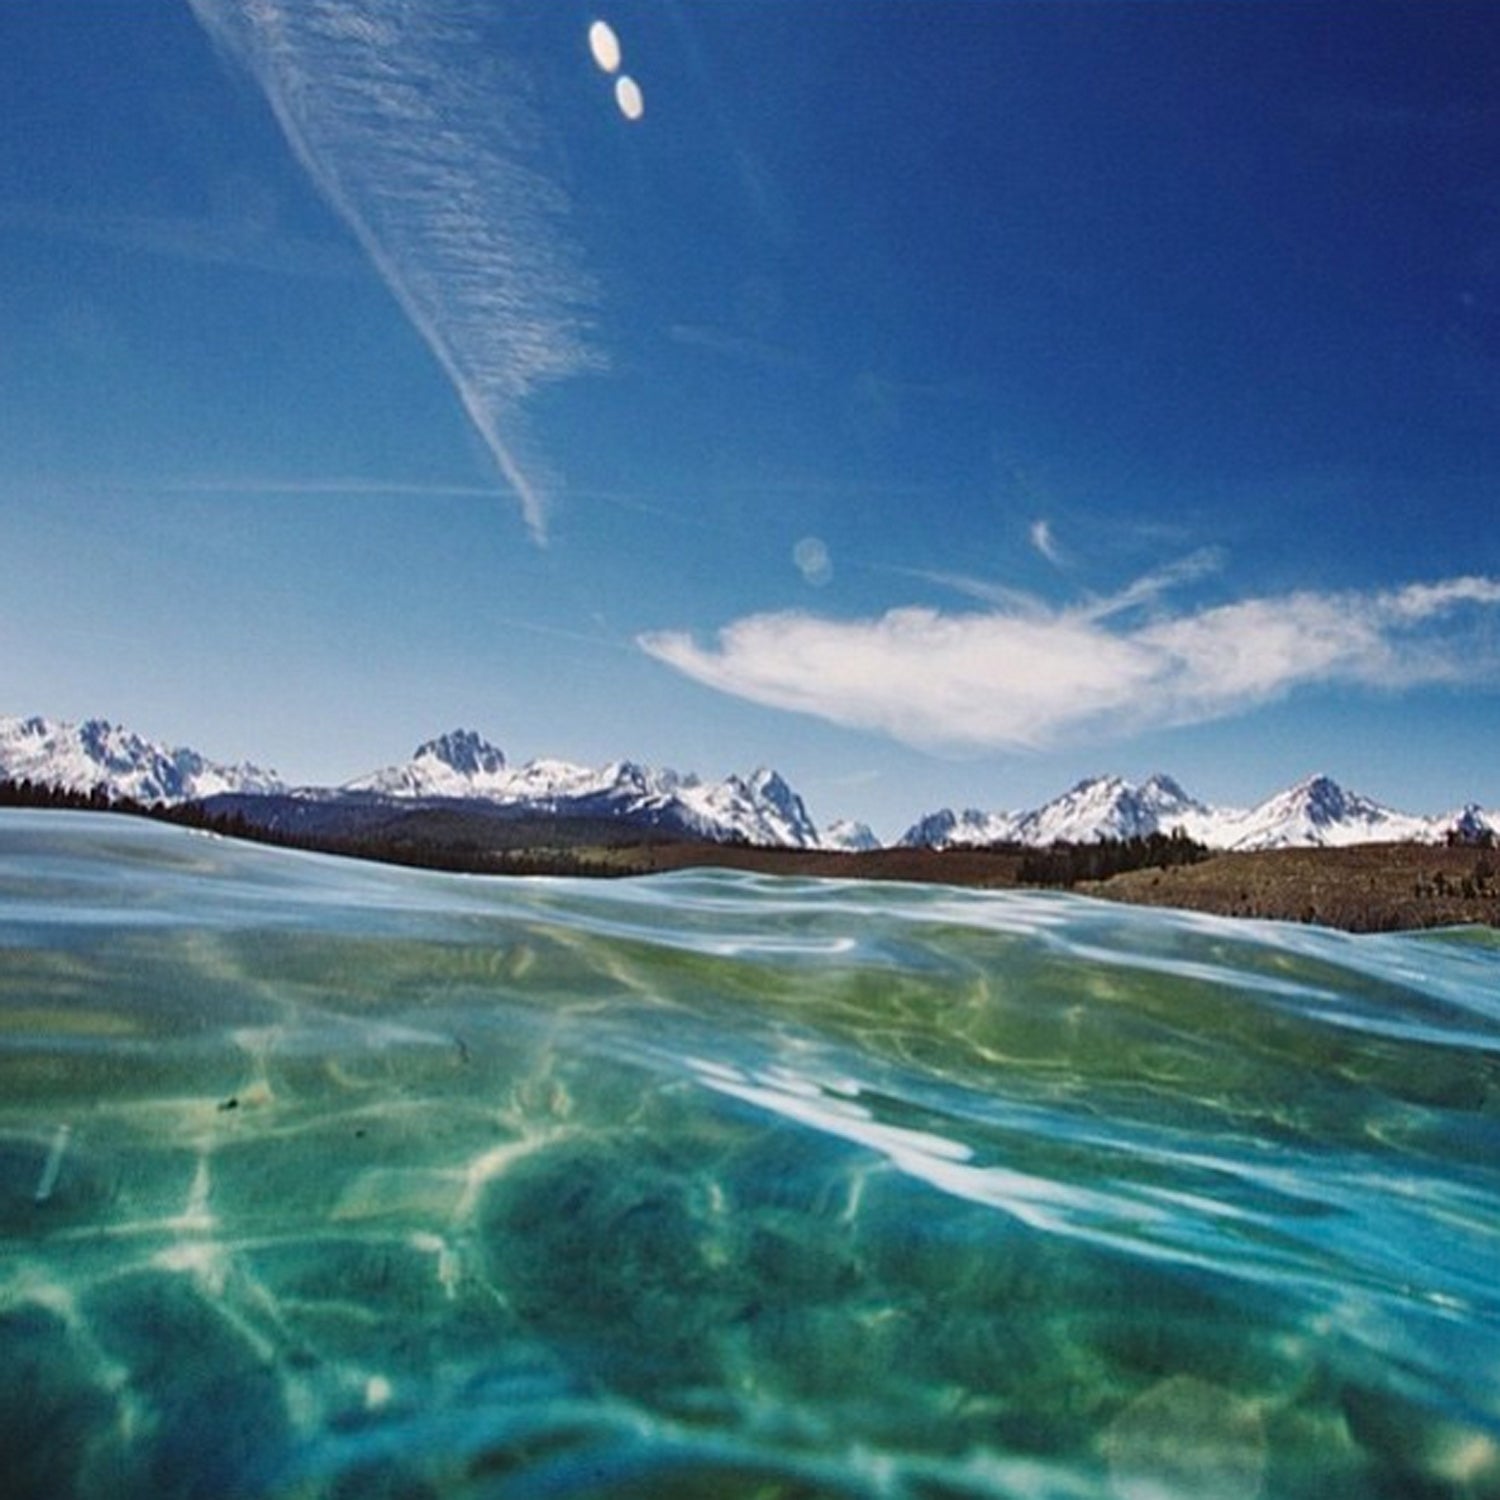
[527,840,1500,935]
[1079,842,1500,934]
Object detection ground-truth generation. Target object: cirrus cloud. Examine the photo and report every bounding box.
[639,575,1500,752]
[187,0,604,541]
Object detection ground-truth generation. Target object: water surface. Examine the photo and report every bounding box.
[3,810,1499,1498]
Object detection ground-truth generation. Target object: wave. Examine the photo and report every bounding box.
[2,810,1498,1497]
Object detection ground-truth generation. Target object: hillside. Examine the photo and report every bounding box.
[1083,844,1500,933]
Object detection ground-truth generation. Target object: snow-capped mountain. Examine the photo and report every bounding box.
[899,807,1022,850]
[348,732,823,848]
[0,715,284,803]
[1016,774,1215,847]
[899,774,1218,850]
[676,767,822,848]
[0,716,827,848]
[1216,775,1436,852]
[9,712,1497,855]
[347,729,512,799]
[899,772,1498,852]
[821,818,881,853]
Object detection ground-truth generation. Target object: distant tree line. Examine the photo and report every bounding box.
[0,777,650,878]
[2,776,178,820]
[1016,829,1211,886]
[2,776,310,845]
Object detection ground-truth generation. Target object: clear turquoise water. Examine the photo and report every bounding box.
[3,810,1500,1499]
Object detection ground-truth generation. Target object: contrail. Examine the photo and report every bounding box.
[186,0,605,541]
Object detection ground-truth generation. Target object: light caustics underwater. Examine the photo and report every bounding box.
[3,810,1500,1498]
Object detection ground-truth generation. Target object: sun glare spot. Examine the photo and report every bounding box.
[588,20,621,74]
[615,75,645,121]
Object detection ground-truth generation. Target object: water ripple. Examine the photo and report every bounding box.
[3,811,1500,1498]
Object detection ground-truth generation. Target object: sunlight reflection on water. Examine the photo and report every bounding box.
[2,812,1499,1498]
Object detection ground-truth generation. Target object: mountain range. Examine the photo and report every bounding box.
[2,714,1494,853]
[0,715,285,804]
[896,772,1488,852]
[342,727,836,848]
[0,717,853,850]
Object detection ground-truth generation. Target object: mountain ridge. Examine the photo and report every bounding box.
[0,716,826,849]
[0,715,285,804]
[897,771,1495,852]
[2,714,1494,853]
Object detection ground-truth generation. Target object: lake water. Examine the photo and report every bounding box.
[2,809,1499,1499]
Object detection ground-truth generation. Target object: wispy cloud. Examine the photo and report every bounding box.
[879,565,1052,617]
[1077,546,1225,622]
[186,0,604,540]
[1029,517,1064,566]
[639,574,1500,752]
[879,548,1226,623]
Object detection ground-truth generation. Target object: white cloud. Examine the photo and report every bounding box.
[1381,575,1500,620]
[638,573,1500,752]
[1029,517,1063,566]
[187,0,604,541]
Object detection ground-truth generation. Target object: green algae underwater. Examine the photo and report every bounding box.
[2,810,1500,1499]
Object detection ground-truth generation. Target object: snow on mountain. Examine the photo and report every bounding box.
[1216,774,1435,851]
[821,818,882,853]
[1016,773,1216,847]
[899,772,1466,852]
[897,807,1022,850]
[346,729,511,798]
[347,732,822,847]
[897,776,1214,850]
[10,712,1495,855]
[0,715,284,804]
[671,767,822,848]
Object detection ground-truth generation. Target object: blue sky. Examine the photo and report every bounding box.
[3,0,1499,838]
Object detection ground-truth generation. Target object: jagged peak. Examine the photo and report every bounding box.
[1271,774,1369,821]
[604,759,662,793]
[412,729,506,775]
[748,767,798,804]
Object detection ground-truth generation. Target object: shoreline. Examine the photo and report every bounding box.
[3,800,1497,934]
[525,839,1500,935]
